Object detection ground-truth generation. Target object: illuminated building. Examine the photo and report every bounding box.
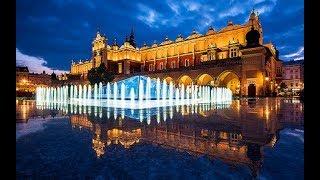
[70,10,282,97]
[281,60,304,94]
[16,66,52,94]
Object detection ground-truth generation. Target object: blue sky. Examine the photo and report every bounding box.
[16,0,304,74]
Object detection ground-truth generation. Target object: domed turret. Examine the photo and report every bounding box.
[151,40,158,48]
[176,34,184,42]
[186,29,202,40]
[227,20,233,26]
[246,26,260,47]
[206,26,215,35]
[160,36,173,45]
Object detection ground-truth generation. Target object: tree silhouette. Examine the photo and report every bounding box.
[88,63,114,85]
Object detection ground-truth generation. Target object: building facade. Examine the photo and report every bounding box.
[70,11,281,97]
[281,60,304,93]
[16,66,52,94]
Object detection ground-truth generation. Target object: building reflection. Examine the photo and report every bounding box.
[16,98,304,177]
[16,100,67,122]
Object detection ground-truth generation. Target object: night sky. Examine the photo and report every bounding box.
[16,0,303,74]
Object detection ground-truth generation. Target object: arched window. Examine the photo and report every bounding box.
[185,59,190,67]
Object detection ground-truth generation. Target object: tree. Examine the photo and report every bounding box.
[51,72,57,81]
[88,63,115,85]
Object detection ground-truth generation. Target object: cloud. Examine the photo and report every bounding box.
[255,4,274,14]
[219,0,277,20]
[282,46,304,61]
[283,46,304,58]
[198,13,214,31]
[293,56,304,60]
[182,1,201,11]
[167,0,180,15]
[137,4,161,28]
[16,48,68,75]
[218,6,245,19]
[253,0,266,3]
[255,0,277,15]
[137,1,214,31]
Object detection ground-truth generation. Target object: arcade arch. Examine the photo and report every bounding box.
[216,71,240,94]
[163,76,174,84]
[178,75,193,86]
[196,74,214,86]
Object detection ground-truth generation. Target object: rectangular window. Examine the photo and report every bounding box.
[159,62,163,70]
[185,59,190,67]
[296,83,298,87]
[230,48,237,58]
[149,64,154,71]
[296,75,299,79]
[118,63,122,74]
[171,61,176,68]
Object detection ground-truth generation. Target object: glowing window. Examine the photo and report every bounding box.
[118,63,122,74]
[185,59,190,67]
[149,64,154,71]
[230,48,238,58]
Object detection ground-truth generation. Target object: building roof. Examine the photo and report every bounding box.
[16,66,29,72]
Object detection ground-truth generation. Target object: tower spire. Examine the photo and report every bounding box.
[129,26,136,48]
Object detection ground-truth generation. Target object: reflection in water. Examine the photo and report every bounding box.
[16,98,303,177]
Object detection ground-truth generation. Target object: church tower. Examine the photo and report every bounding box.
[128,27,136,48]
[247,9,263,45]
[92,31,107,68]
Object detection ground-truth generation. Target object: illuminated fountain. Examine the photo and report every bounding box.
[36,75,233,109]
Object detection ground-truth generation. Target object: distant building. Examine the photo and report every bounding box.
[57,73,68,81]
[281,60,304,93]
[16,66,52,94]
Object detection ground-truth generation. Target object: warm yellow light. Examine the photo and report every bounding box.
[265,77,269,81]
[21,79,28,84]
